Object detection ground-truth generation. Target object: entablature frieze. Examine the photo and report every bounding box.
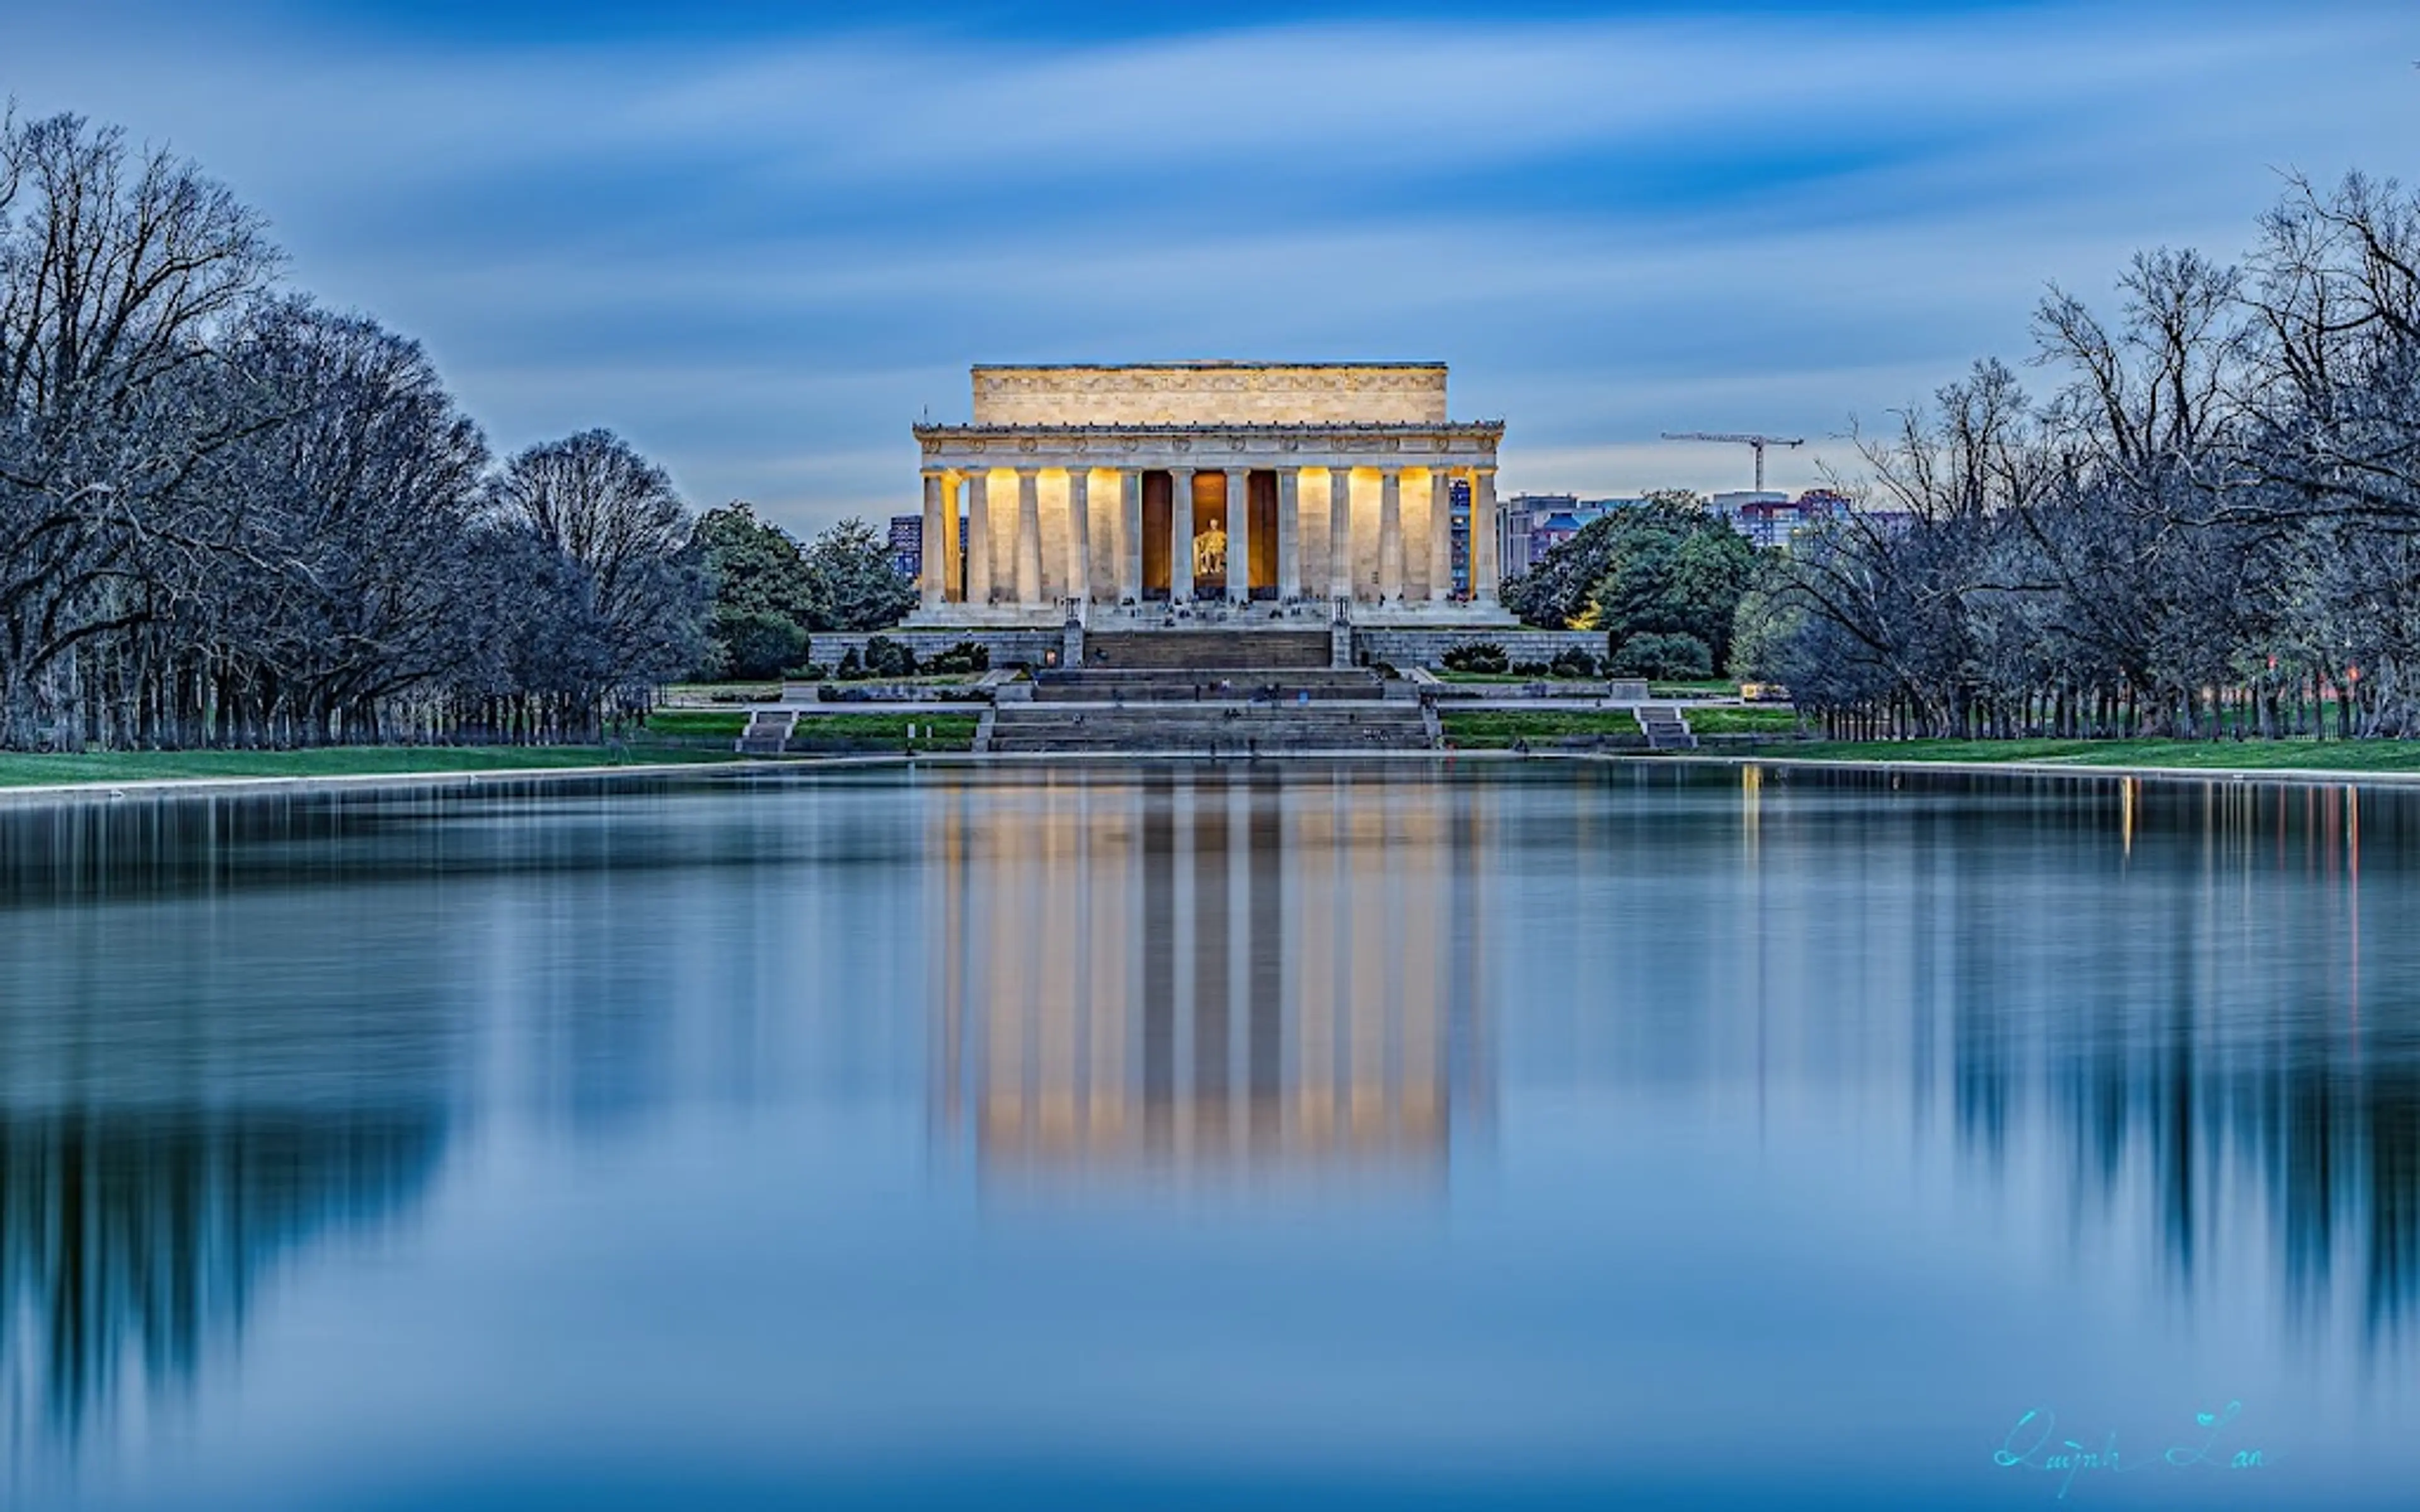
[913,421,1504,472]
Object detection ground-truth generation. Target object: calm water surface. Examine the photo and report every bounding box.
[2,762,2415,1509]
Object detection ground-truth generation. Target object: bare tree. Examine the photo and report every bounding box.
[489,428,705,696]
[0,110,279,744]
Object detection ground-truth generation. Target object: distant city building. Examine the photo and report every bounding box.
[1508,495,1648,571]
[1506,485,1884,566]
[887,514,923,581]
[1448,475,1472,594]
[1499,493,1572,577]
[1708,489,1853,552]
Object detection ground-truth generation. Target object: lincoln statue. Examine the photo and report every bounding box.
[908,362,1513,627]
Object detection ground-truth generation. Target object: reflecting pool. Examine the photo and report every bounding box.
[1,762,2415,1508]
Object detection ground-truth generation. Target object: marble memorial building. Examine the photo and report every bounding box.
[910,362,1513,627]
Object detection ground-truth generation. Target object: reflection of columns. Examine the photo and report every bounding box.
[1276,467,1301,601]
[1170,467,1196,602]
[1118,469,1143,604]
[1427,468,1453,602]
[1065,467,1092,607]
[1225,467,1250,604]
[1378,468,1403,603]
[1015,467,1043,605]
[965,469,993,604]
[1472,467,1499,604]
[1327,468,1352,602]
[920,470,946,608]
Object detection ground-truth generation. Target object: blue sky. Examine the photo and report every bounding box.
[7,1,2414,535]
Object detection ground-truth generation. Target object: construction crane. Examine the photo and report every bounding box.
[1661,432,1805,491]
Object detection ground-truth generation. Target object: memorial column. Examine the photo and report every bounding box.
[965,469,993,604]
[1064,467,1092,609]
[942,472,963,601]
[1118,469,1143,604]
[1276,467,1301,601]
[1378,468,1404,603]
[1472,467,1501,605]
[1224,466,1251,604]
[1327,467,1352,603]
[919,470,947,609]
[1427,467,1453,602]
[1170,466,1196,602]
[1015,467,1044,605]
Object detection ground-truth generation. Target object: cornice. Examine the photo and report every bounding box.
[913,421,1505,464]
[915,420,1501,433]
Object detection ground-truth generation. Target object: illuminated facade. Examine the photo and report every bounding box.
[927,769,1492,1181]
[909,362,1512,627]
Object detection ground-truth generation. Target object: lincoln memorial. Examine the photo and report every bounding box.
[909,361,1514,627]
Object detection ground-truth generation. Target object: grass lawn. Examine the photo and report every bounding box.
[1733,738,2420,773]
[1432,670,1603,685]
[792,713,981,748]
[645,709,751,737]
[1442,711,1643,748]
[1650,679,1741,697]
[1686,706,1812,736]
[0,744,744,789]
[657,682,781,704]
[814,672,987,689]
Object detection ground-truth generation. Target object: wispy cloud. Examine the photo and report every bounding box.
[6,1,2414,525]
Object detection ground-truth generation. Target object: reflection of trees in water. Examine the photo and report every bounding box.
[0,776,766,908]
[0,1107,446,1446]
[1931,777,2420,1344]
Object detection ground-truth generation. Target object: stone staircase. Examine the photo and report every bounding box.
[1082,629,1333,671]
[735,709,797,755]
[1636,704,1697,751]
[987,701,1432,754]
[1032,668,1382,703]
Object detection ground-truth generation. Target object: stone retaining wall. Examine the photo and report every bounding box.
[1354,628,1608,670]
[814,627,1606,674]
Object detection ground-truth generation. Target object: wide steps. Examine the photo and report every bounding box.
[1033,669,1382,703]
[1637,706,1697,750]
[1083,629,1332,671]
[988,703,1431,754]
[735,709,796,754]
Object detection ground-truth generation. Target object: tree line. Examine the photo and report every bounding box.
[1,108,904,752]
[1736,172,2420,741]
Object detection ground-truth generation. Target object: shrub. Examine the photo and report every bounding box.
[836,648,863,679]
[1441,641,1511,674]
[1550,647,1601,679]
[861,635,918,679]
[1608,631,1714,680]
[716,609,807,682]
[925,640,991,675]
[1511,660,1552,677]
[790,663,829,682]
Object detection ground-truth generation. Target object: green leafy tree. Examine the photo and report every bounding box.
[804,517,917,632]
[688,503,819,679]
[1594,502,1760,668]
[1504,491,1760,667]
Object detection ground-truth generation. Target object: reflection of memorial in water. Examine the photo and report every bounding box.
[930,767,1490,1182]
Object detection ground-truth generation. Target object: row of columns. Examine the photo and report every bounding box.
[919,464,1499,610]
